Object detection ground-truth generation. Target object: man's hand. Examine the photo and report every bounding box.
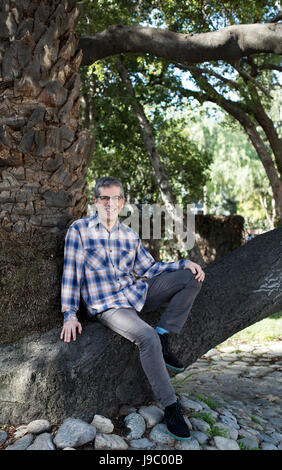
[186,261,205,282]
[60,318,82,343]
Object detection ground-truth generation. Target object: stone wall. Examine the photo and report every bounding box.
[195,214,245,264]
[144,214,245,265]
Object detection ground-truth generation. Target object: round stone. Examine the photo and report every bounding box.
[124,413,146,440]
[26,419,51,434]
[138,405,164,428]
[53,418,96,449]
[91,415,114,434]
[149,423,175,445]
[213,436,240,450]
[94,433,128,450]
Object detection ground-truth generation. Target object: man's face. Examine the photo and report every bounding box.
[94,185,125,227]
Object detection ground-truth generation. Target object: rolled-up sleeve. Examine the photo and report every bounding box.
[61,224,85,321]
[133,237,191,279]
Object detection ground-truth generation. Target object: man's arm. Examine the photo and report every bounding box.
[60,225,84,342]
[133,237,186,276]
[133,237,205,282]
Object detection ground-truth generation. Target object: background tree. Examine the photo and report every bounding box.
[153,0,282,225]
[80,51,211,260]
[184,104,279,230]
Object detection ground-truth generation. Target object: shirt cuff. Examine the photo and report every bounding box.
[184,259,192,268]
[63,312,78,322]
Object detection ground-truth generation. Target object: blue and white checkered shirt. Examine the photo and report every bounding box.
[61,212,191,321]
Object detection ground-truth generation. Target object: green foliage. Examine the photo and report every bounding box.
[179,104,279,230]
[77,0,281,228]
[193,394,220,410]
[207,425,228,439]
[151,0,278,31]
[192,411,216,427]
[81,47,211,208]
[171,372,199,394]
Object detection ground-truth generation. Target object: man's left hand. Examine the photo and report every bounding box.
[186,261,205,282]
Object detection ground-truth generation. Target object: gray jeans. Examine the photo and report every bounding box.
[97,269,202,407]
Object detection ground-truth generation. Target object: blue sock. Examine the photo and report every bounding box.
[156,326,169,335]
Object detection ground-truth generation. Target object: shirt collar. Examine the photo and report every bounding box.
[89,211,121,232]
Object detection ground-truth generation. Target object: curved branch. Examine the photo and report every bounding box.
[232,61,273,99]
[79,23,282,66]
[258,63,282,72]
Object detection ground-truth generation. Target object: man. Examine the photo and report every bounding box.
[61,176,205,440]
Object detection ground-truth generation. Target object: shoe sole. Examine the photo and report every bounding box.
[167,430,192,441]
[165,363,185,373]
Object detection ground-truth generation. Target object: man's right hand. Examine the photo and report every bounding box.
[60,318,82,343]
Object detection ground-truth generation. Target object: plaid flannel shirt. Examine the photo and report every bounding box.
[61,212,191,322]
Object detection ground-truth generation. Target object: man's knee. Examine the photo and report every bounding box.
[135,325,161,350]
[182,268,197,282]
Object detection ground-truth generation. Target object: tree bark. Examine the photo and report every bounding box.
[0,226,281,424]
[0,0,90,233]
[79,23,282,67]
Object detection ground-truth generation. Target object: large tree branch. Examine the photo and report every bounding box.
[79,23,282,66]
[1,226,281,423]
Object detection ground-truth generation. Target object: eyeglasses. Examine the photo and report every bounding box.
[97,195,123,202]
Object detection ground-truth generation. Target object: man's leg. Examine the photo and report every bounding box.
[141,269,202,371]
[96,307,177,408]
[141,268,202,333]
[97,306,192,440]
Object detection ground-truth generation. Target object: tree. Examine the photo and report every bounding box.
[82,56,211,210]
[0,224,281,424]
[185,106,279,229]
[0,0,281,423]
[0,0,91,233]
[78,0,282,224]
[81,47,211,262]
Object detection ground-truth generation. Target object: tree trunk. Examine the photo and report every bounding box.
[0,0,90,233]
[0,1,93,349]
[0,226,281,424]
[233,65,282,177]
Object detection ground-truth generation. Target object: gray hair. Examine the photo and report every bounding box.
[94,176,125,199]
